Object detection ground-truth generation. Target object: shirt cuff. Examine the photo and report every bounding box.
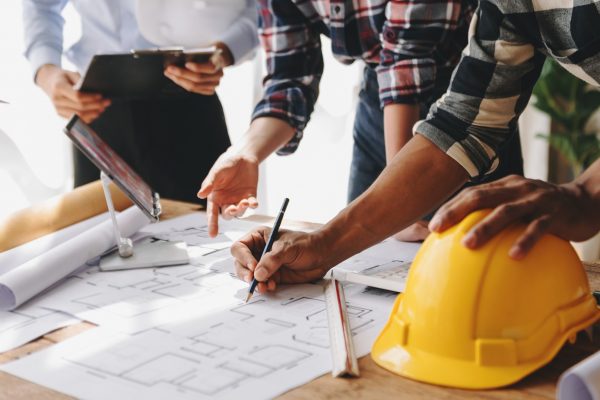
[219,19,258,65]
[376,61,436,107]
[414,118,500,180]
[28,45,62,81]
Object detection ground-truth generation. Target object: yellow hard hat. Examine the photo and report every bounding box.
[372,210,600,389]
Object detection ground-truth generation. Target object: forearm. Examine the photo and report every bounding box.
[235,117,296,163]
[383,103,420,164]
[317,134,469,268]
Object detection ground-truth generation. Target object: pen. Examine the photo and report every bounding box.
[245,198,289,303]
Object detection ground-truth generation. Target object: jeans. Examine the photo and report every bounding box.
[75,92,231,205]
[347,66,524,214]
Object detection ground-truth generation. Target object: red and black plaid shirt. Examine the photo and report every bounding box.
[252,0,475,154]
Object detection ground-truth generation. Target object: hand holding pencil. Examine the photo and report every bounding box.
[231,200,331,298]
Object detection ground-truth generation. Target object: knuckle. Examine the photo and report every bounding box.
[473,223,491,238]
[496,203,517,218]
[464,188,484,205]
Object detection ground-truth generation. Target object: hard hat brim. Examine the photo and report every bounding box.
[372,302,600,390]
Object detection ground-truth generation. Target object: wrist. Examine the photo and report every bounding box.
[35,64,60,88]
[563,180,600,231]
[212,42,234,68]
[313,209,376,270]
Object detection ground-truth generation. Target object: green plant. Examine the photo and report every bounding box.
[532,59,600,175]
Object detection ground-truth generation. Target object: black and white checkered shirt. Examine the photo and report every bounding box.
[415,0,600,179]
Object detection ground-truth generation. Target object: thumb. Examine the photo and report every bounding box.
[198,173,215,199]
[253,240,294,281]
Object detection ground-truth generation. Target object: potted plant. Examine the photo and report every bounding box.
[532,59,600,261]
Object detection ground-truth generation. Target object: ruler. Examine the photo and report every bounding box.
[324,278,360,377]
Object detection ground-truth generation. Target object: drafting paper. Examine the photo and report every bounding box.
[0,213,108,276]
[0,299,79,353]
[558,350,600,400]
[1,283,394,400]
[0,207,148,310]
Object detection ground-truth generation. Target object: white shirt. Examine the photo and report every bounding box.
[23,0,258,76]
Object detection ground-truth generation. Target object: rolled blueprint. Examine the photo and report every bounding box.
[0,180,132,252]
[0,206,148,310]
[558,350,600,400]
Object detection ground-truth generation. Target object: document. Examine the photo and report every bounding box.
[0,300,79,353]
[0,212,408,399]
[1,283,395,400]
[558,350,600,400]
[0,213,108,276]
[0,207,148,310]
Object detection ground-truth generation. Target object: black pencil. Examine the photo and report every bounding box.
[245,198,289,302]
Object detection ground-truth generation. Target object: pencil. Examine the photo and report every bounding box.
[245,198,289,303]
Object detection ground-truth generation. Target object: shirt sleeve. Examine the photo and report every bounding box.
[218,0,259,65]
[414,0,546,179]
[377,0,464,107]
[22,0,69,80]
[251,0,323,155]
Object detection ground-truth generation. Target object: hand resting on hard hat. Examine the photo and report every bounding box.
[428,174,600,260]
[231,227,329,294]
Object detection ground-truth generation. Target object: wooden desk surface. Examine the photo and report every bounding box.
[1,200,599,400]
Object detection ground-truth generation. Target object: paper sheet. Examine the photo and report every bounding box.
[0,212,408,399]
[1,283,394,400]
[333,238,420,273]
[0,213,108,276]
[558,350,600,400]
[0,300,79,353]
[27,214,260,331]
[0,206,148,310]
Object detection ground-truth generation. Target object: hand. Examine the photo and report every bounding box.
[197,149,260,237]
[164,62,224,95]
[231,227,328,294]
[36,64,110,123]
[429,175,599,259]
[393,220,430,242]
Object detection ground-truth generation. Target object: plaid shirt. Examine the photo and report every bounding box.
[252,0,475,154]
[415,0,600,179]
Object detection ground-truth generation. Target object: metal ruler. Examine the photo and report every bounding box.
[324,278,360,377]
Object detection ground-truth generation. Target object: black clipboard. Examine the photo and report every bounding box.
[75,46,219,99]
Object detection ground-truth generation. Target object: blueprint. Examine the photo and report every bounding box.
[2,283,395,400]
[0,301,79,353]
[1,212,408,399]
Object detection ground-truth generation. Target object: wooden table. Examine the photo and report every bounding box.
[1,200,599,400]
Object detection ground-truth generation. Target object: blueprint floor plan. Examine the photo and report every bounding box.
[1,212,411,399]
[2,283,394,400]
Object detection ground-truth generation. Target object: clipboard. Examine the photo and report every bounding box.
[75,46,219,99]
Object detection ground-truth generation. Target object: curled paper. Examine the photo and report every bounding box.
[0,207,148,310]
[558,350,600,400]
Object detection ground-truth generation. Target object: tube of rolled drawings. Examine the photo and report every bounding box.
[0,180,132,252]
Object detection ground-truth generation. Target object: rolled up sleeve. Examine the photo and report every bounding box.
[219,1,259,65]
[251,0,323,155]
[22,0,68,80]
[414,0,545,179]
